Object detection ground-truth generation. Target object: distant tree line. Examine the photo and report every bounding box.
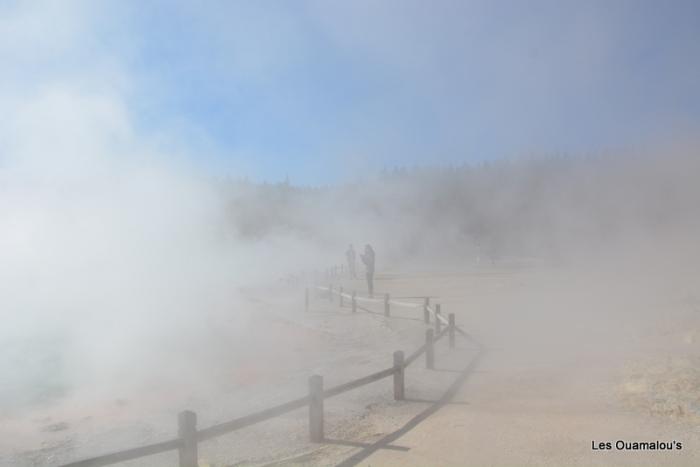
[216,152,700,264]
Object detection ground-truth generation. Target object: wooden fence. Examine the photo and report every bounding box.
[61,279,474,467]
[284,262,361,286]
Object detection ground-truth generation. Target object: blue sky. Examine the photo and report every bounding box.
[2,0,700,185]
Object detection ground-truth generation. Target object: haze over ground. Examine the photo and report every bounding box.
[1,1,700,466]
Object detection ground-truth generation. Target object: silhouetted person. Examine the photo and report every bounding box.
[346,244,357,279]
[360,244,375,297]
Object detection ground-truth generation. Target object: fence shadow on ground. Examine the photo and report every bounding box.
[333,350,484,467]
[58,276,482,467]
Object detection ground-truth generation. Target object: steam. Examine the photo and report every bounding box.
[0,83,335,414]
[0,87,219,408]
[2,4,700,466]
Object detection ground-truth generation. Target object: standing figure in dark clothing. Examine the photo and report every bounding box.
[346,244,357,279]
[360,244,375,298]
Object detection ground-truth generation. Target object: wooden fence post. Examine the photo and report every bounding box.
[178,410,198,467]
[425,329,434,369]
[449,313,455,349]
[309,375,324,442]
[384,293,390,317]
[305,287,309,313]
[423,297,430,324]
[339,286,344,307]
[435,304,442,334]
[352,291,357,313]
[393,351,405,400]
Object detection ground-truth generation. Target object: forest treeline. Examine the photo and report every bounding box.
[217,152,700,266]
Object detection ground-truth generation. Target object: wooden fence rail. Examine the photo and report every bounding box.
[61,278,467,467]
[62,438,182,467]
[196,395,310,442]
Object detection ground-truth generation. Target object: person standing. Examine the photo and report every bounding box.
[360,244,375,298]
[346,244,357,279]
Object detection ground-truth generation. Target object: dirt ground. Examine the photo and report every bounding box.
[4,261,700,466]
[279,262,700,466]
